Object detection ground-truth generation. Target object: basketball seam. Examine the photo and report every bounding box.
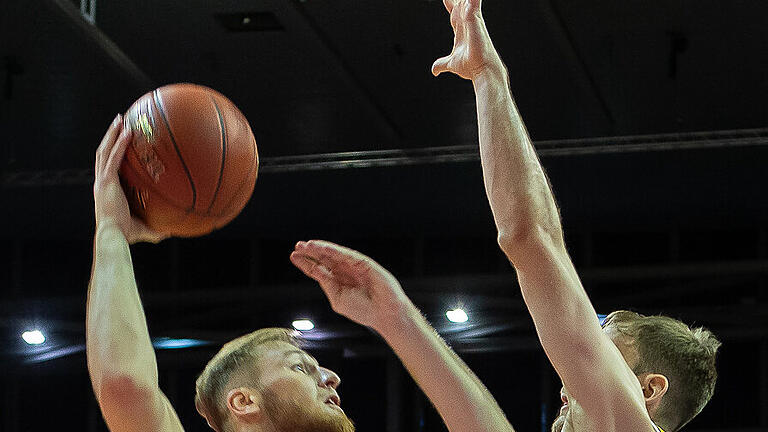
[125,157,254,219]
[210,138,257,218]
[122,154,192,214]
[126,155,255,219]
[205,96,227,214]
[153,89,197,211]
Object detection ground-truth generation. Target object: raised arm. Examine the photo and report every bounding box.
[433,0,653,429]
[87,116,180,432]
[291,240,514,432]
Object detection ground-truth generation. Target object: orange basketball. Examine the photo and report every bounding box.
[119,83,258,237]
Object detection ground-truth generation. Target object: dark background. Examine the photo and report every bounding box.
[1,0,767,431]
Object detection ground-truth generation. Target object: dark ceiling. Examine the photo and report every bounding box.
[0,1,767,431]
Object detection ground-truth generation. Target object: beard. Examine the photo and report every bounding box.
[261,388,355,432]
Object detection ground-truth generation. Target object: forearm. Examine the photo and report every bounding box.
[378,303,514,432]
[472,67,614,403]
[87,221,159,397]
[472,67,563,261]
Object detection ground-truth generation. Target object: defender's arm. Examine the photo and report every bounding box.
[291,240,515,432]
[472,37,652,432]
[430,0,656,428]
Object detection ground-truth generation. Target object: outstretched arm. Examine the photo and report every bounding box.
[434,0,653,429]
[87,116,179,432]
[291,240,514,432]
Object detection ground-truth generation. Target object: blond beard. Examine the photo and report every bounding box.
[261,388,355,432]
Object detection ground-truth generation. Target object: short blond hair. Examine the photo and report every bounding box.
[194,328,300,432]
[602,311,720,431]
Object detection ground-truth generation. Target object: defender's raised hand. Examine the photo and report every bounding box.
[431,0,504,80]
[94,114,167,244]
[290,240,413,332]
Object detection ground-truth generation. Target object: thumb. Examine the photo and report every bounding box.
[128,218,169,244]
[431,55,452,76]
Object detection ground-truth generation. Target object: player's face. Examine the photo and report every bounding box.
[256,342,354,432]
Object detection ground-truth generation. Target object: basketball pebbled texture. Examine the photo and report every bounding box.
[119,83,258,237]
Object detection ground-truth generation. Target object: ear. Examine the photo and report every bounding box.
[226,387,264,424]
[638,373,669,416]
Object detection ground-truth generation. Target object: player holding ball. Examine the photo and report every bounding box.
[88,105,516,431]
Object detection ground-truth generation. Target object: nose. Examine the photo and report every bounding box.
[319,367,341,389]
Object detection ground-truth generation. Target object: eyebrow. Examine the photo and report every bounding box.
[283,349,319,365]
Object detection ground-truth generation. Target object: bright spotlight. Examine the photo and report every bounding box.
[446,308,468,323]
[292,319,315,331]
[22,330,46,345]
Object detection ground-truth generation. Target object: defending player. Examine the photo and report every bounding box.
[431,1,720,431]
[88,117,515,431]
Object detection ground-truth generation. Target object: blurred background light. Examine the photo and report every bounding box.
[446,308,468,323]
[292,319,315,331]
[151,337,209,350]
[22,330,46,345]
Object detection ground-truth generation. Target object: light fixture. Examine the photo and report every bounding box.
[292,319,315,331]
[152,337,209,350]
[22,330,46,345]
[446,308,468,323]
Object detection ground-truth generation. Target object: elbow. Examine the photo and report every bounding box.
[496,222,564,266]
[97,373,157,405]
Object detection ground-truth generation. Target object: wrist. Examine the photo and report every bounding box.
[471,62,509,88]
[375,300,424,341]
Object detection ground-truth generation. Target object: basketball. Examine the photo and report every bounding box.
[119,83,258,237]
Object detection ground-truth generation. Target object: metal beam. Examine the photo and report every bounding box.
[761,340,768,427]
[45,0,153,88]
[4,258,768,314]
[582,259,768,283]
[536,0,615,126]
[5,127,768,187]
[276,0,403,143]
[386,354,403,432]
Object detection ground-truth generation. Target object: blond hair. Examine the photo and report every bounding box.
[194,328,300,432]
[602,311,720,431]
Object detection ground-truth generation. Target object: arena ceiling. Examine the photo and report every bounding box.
[0,1,767,431]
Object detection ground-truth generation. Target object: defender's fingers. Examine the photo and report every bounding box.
[105,127,132,174]
[295,240,367,266]
[294,241,376,282]
[290,252,335,285]
[443,0,456,13]
[290,253,342,304]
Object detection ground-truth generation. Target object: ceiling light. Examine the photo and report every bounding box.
[446,309,468,323]
[22,330,45,345]
[292,319,315,331]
